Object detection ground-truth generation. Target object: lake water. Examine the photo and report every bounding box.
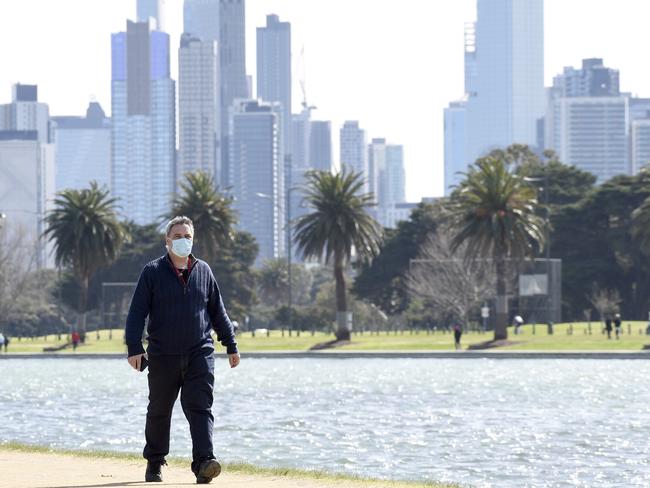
[0,358,649,487]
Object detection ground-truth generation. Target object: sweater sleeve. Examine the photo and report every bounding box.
[207,269,238,354]
[124,265,152,357]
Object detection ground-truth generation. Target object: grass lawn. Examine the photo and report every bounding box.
[3,321,650,354]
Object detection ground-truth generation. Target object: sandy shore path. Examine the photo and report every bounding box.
[0,449,442,488]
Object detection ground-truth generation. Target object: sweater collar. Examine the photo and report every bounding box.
[165,253,196,270]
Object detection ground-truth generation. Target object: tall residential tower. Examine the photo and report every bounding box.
[466,0,545,161]
[183,0,248,186]
[111,19,176,224]
[178,33,219,181]
[257,14,292,156]
[340,121,368,192]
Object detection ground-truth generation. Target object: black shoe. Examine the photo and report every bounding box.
[145,461,164,482]
[196,459,221,484]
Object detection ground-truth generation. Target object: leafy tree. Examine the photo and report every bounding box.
[554,171,650,319]
[4,269,67,337]
[211,230,258,321]
[294,169,383,340]
[43,182,127,337]
[632,195,650,256]
[257,258,313,308]
[353,202,442,314]
[516,154,597,206]
[449,157,545,340]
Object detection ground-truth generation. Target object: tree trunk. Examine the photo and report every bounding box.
[334,256,350,341]
[494,256,508,341]
[79,275,88,342]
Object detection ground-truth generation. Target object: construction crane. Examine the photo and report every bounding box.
[299,44,317,114]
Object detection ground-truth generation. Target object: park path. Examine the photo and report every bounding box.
[0,449,387,488]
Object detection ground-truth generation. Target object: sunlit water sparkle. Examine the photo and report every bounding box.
[1,358,649,487]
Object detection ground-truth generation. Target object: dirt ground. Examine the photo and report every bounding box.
[0,449,384,488]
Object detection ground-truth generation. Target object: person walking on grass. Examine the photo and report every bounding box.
[71,331,80,350]
[604,316,613,340]
[453,323,463,350]
[125,216,240,484]
[614,313,622,340]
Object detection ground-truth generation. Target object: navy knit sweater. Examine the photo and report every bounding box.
[125,254,238,357]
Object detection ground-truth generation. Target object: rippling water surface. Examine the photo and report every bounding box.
[1,358,649,487]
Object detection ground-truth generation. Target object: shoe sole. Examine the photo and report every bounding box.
[197,460,221,484]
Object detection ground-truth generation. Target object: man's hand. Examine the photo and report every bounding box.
[127,353,146,371]
[228,353,240,369]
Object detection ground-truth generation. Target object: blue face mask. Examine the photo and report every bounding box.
[170,237,193,258]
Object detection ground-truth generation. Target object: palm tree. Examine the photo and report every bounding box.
[170,171,235,263]
[43,182,127,338]
[293,169,382,341]
[449,156,545,341]
[258,258,289,305]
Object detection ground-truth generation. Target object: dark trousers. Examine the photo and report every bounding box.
[143,347,215,473]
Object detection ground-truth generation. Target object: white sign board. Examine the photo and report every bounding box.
[519,274,548,296]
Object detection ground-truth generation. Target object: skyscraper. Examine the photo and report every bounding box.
[0,131,55,268]
[340,121,368,192]
[257,14,292,155]
[309,121,332,172]
[552,58,619,97]
[630,98,650,175]
[632,119,650,173]
[443,23,477,195]
[111,19,176,225]
[385,145,406,206]
[0,83,50,143]
[368,138,386,207]
[183,0,247,186]
[137,0,167,30]
[545,59,630,182]
[464,22,477,96]
[466,0,545,162]
[178,33,219,181]
[51,102,111,192]
[289,110,332,250]
[368,139,406,227]
[229,99,284,265]
[549,96,628,182]
[444,100,468,195]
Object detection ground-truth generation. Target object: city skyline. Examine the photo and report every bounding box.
[2,0,650,200]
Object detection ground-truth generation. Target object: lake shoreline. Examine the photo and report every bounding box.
[2,350,650,359]
[0,443,457,488]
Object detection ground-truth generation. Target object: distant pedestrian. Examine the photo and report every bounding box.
[513,315,524,335]
[0,332,4,352]
[3,335,9,352]
[453,324,463,350]
[604,316,613,340]
[614,314,622,340]
[71,331,81,351]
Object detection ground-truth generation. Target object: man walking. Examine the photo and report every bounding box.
[125,216,240,484]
